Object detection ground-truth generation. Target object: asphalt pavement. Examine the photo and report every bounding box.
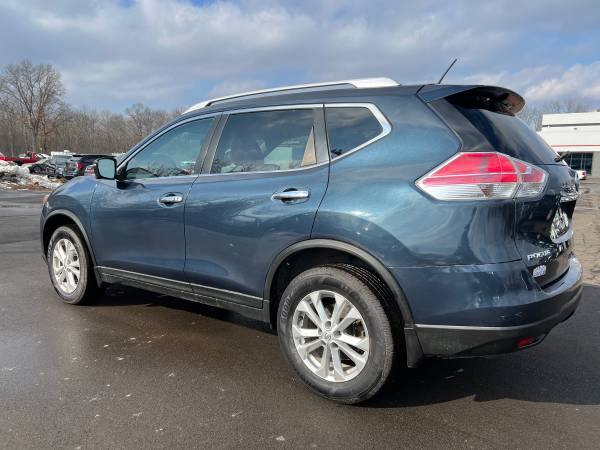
[1,189,599,449]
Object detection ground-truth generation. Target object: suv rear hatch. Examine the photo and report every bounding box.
[422,85,578,287]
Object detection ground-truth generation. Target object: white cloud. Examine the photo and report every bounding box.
[207,79,269,98]
[524,62,600,103]
[1,0,599,110]
[462,62,600,105]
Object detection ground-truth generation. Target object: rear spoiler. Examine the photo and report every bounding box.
[418,85,525,114]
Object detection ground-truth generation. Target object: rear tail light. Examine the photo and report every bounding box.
[417,152,548,201]
[76,162,85,170]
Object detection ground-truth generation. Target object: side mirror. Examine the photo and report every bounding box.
[95,157,117,180]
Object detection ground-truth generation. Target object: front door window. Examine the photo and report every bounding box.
[125,118,214,179]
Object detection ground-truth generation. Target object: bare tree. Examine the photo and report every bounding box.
[519,99,592,131]
[125,103,169,141]
[517,104,543,130]
[0,60,65,152]
[0,59,176,156]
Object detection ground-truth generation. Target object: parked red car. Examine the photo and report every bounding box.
[0,151,42,165]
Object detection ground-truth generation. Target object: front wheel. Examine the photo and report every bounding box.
[277,266,395,404]
[47,225,100,305]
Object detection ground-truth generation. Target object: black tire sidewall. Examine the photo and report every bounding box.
[278,267,393,403]
[46,226,90,304]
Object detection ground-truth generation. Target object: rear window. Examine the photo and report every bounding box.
[325,107,383,158]
[453,105,558,165]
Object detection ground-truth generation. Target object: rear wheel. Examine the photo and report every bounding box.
[277,266,395,404]
[47,225,101,305]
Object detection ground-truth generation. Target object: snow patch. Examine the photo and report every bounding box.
[0,160,62,190]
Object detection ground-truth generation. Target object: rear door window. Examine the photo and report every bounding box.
[325,107,383,158]
[210,109,317,174]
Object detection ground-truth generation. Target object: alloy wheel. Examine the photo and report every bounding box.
[52,238,80,294]
[291,290,370,382]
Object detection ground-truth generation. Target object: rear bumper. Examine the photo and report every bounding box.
[414,285,581,357]
[393,255,583,358]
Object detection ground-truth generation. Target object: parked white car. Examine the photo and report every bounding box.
[575,170,587,180]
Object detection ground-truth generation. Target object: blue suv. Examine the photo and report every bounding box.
[41,78,583,403]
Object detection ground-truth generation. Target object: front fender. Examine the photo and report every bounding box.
[41,177,98,263]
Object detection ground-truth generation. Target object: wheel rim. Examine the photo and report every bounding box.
[292,290,370,382]
[52,238,81,294]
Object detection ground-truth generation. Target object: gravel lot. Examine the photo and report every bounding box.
[1,185,599,449]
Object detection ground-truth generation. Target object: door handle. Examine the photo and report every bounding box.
[271,189,310,202]
[158,193,184,205]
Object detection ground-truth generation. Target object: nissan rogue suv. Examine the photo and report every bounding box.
[40,78,583,403]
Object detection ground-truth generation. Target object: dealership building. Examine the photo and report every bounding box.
[538,111,600,177]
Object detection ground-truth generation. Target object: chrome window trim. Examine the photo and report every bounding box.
[117,113,220,173]
[118,102,391,178]
[183,77,399,113]
[200,102,390,177]
[225,103,323,114]
[204,104,325,177]
[324,103,392,163]
[115,174,200,182]
[200,161,329,178]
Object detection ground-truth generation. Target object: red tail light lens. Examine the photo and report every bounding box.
[417,152,548,201]
[76,162,85,170]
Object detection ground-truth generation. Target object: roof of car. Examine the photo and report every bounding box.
[181,80,525,118]
[182,79,424,117]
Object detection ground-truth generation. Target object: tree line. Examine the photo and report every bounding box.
[0,59,597,157]
[0,60,180,157]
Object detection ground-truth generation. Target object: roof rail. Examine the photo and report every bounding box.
[183,77,399,114]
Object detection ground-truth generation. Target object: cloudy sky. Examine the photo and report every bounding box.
[1,0,599,111]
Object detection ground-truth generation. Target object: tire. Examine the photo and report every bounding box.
[46,225,100,305]
[277,266,395,404]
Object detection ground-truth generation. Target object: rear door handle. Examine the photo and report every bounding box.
[271,189,310,202]
[158,193,184,205]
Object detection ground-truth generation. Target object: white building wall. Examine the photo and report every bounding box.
[594,152,600,177]
[538,111,600,177]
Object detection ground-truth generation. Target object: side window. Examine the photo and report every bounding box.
[210,109,316,174]
[325,107,383,158]
[125,118,214,179]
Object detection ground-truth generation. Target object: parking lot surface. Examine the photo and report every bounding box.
[1,187,599,449]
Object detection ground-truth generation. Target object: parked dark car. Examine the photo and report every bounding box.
[47,155,72,178]
[64,154,105,178]
[28,159,58,176]
[40,78,582,404]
